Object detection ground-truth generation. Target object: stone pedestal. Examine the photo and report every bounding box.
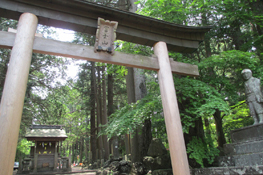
[192,124,263,175]
[68,154,72,171]
[219,123,263,167]
[62,157,68,170]
[23,158,32,171]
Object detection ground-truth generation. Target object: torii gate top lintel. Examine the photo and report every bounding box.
[0,0,212,53]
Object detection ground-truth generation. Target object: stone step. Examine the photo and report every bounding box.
[192,165,263,175]
[224,140,263,156]
[218,155,235,167]
[234,152,263,167]
[218,152,263,167]
[235,140,263,155]
[231,123,263,144]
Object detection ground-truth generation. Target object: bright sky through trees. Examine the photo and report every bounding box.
[48,27,85,83]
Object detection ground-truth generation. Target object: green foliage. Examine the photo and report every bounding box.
[0,17,17,31]
[199,50,262,105]
[0,18,71,137]
[107,64,128,78]
[103,74,229,139]
[223,100,253,142]
[136,0,188,24]
[17,139,31,155]
[101,90,163,138]
[174,77,230,133]
[115,41,153,56]
[15,139,31,161]
[187,137,220,168]
[199,50,261,77]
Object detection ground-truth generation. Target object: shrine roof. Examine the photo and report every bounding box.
[0,0,212,53]
[25,125,67,141]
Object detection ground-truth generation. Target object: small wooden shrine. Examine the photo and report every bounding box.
[18,125,70,173]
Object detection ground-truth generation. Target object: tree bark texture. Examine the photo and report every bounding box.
[125,67,135,157]
[213,109,226,148]
[108,73,120,158]
[96,66,103,159]
[72,143,75,163]
[79,137,83,163]
[185,117,206,168]
[84,139,88,162]
[126,67,140,162]
[134,68,150,162]
[90,62,97,163]
[102,66,110,160]
[107,73,114,116]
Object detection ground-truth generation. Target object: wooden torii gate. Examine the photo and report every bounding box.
[0,0,211,174]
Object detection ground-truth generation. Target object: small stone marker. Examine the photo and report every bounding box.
[94,17,118,55]
[147,138,167,157]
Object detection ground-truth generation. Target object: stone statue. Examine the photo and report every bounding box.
[242,69,263,124]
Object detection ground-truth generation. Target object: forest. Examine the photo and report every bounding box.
[0,0,262,169]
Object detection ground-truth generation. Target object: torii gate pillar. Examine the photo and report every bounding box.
[0,13,38,175]
[154,41,190,175]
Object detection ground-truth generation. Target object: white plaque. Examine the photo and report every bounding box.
[94,18,118,55]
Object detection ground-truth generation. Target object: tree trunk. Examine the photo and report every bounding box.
[90,62,97,163]
[85,112,89,162]
[204,118,213,141]
[112,137,120,159]
[126,67,137,162]
[185,116,206,168]
[128,0,150,162]
[134,68,150,161]
[72,143,75,164]
[107,73,114,116]
[231,22,243,51]
[125,67,136,156]
[108,73,120,158]
[213,109,226,148]
[249,0,263,61]
[141,119,152,158]
[102,66,110,160]
[96,66,103,160]
[201,10,211,58]
[79,137,83,163]
[0,51,10,99]
[84,139,88,162]
[119,0,142,162]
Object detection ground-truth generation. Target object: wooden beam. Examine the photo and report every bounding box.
[0,0,211,53]
[0,31,199,76]
[0,13,38,175]
[154,41,190,175]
